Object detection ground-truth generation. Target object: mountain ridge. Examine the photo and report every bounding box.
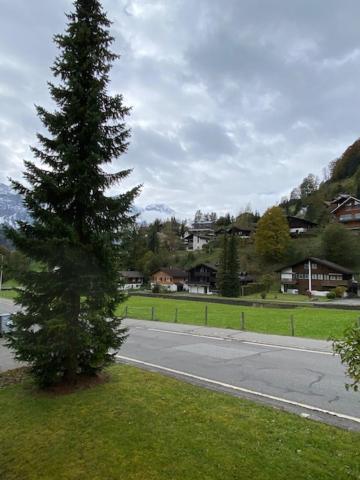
[0,183,177,226]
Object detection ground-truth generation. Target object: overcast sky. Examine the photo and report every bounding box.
[1,0,360,218]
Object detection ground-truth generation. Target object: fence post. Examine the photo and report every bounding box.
[151,307,155,321]
[241,312,245,331]
[205,305,208,326]
[175,308,178,323]
[290,315,295,337]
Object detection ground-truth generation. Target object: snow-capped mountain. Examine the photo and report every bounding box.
[0,183,177,226]
[0,183,30,228]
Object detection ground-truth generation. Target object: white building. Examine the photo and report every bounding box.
[119,271,144,290]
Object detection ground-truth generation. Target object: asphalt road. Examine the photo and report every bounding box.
[1,298,359,430]
[118,319,360,431]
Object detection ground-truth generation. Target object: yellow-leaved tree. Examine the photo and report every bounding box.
[255,207,290,262]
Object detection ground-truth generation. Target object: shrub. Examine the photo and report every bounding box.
[241,283,265,296]
[334,286,347,298]
[333,325,360,391]
[327,291,336,299]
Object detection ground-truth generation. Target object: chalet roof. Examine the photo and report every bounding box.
[228,225,254,233]
[330,195,360,213]
[215,225,254,234]
[286,216,317,227]
[188,263,218,272]
[277,257,354,275]
[120,271,144,278]
[154,268,188,278]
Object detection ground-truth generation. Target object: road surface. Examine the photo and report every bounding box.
[1,298,359,430]
[118,319,360,431]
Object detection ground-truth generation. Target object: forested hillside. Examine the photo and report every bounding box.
[280,138,360,224]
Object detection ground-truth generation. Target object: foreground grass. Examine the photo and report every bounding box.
[1,365,359,480]
[117,296,360,339]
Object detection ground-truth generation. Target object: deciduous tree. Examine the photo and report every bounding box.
[255,207,290,262]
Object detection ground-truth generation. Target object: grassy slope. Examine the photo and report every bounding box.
[118,296,360,339]
[1,365,359,480]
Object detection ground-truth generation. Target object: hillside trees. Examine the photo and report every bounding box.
[255,207,291,262]
[300,174,319,199]
[6,0,140,386]
[321,224,360,267]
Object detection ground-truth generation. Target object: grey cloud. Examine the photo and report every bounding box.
[1,0,360,217]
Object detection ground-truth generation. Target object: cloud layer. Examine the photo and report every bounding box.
[1,0,360,217]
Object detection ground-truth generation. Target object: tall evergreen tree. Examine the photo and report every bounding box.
[226,234,240,297]
[217,234,228,295]
[6,0,140,386]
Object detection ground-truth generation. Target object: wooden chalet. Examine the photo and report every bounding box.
[187,263,218,294]
[119,271,144,290]
[286,216,317,236]
[215,225,253,238]
[151,268,188,292]
[278,257,357,296]
[329,194,360,230]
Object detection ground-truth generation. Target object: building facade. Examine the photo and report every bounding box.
[119,271,144,290]
[278,257,356,296]
[286,216,317,236]
[329,194,360,230]
[151,268,188,292]
[187,263,218,295]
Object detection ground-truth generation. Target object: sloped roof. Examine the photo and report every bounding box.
[330,195,360,213]
[189,263,218,272]
[120,271,144,278]
[154,268,188,278]
[286,216,317,227]
[277,257,354,275]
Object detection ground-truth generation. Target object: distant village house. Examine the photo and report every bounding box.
[286,216,317,236]
[216,225,253,238]
[120,271,144,290]
[187,263,218,295]
[151,268,188,292]
[329,194,360,230]
[278,257,357,296]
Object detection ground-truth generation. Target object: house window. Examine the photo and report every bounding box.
[304,263,309,269]
[298,273,304,279]
[339,214,353,222]
[312,263,318,269]
[329,274,343,281]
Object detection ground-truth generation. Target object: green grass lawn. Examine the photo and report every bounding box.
[244,292,329,302]
[0,289,18,300]
[1,365,359,480]
[173,291,328,303]
[117,296,360,339]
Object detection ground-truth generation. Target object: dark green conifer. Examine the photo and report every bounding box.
[226,234,240,297]
[6,0,140,386]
